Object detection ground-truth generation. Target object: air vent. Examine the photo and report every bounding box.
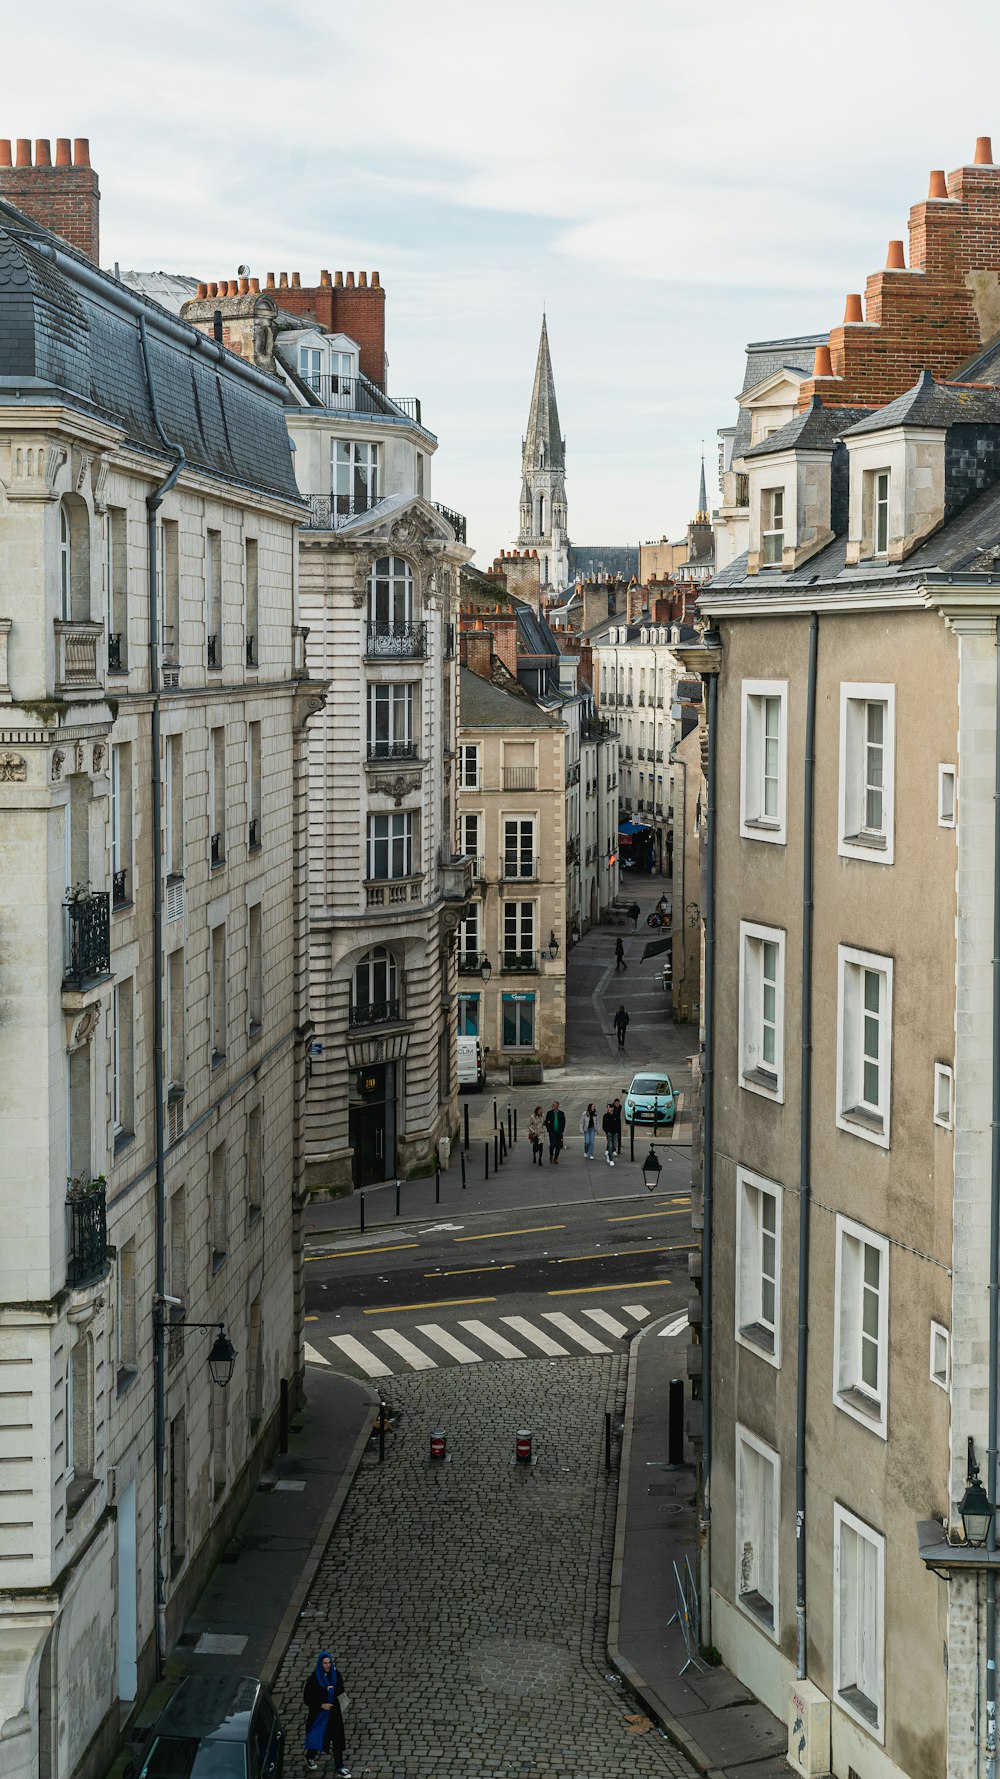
[165,877,185,922]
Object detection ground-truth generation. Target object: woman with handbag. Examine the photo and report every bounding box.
[302,1649,350,1775]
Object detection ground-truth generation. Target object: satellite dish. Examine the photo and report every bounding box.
[237,263,250,277]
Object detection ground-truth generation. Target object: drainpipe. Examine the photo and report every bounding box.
[701,650,718,1546]
[670,751,687,995]
[795,613,819,1678]
[138,312,186,1672]
[986,616,1000,1778]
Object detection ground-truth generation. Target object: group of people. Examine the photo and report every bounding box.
[527,1099,625,1167]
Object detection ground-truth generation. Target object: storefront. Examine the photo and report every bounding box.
[502,990,536,1051]
[348,1061,397,1186]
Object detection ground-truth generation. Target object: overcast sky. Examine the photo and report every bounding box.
[7,0,1000,564]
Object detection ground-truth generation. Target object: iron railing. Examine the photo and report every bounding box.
[366,621,427,658]
[63,892,111,989]
[458,952,486,976]
[503,767,536,791]
[66,1183,107,1288]
[246,635,258,668]
[248,817,260,851]
[107,633,125,673]
[112,869,129,908]
[432,501,467,543]
[207,634,220,669]
[297,372,422,424]
[502,950,537,973]
[349,998,402,1028]
[501,856,539,880]
[210,832,225,868]
[368,739,418,760]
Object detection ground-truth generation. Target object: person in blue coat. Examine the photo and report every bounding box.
[303,1649,349,1775]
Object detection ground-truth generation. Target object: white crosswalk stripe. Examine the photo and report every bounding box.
[500,1316,568,1356]
[414,1324,482,1363]
[372,1329,438,1370]
[582,1308,629,1339]
[327,1334,392,1377]
[457,1320,526,1359]
[622,1305,650,1321]
[304,1341,330,1367]
[541,1312,611,1354]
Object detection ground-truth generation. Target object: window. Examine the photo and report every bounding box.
[352,947,399,1023]
[210,923,227,1064]
[460,812,481,874]
[837,947,893,1145]
[210,727,226,867]
[459,744,480,789]
[873,470,890,557]
[368,683,415,757]
[117,1236,137,1381]
[503,901,535,970]
[457,993,480,1035]
[458,905,480,966]
[169,1409,187,1571]
[333,440,379,518]
[106,507,128,671]
[740,682,787,843]
[735,1427,779,1633]
[210,1142,227,1269]
[167,947,185,1092]
[165,734,184,883]
[66,1337,94,1495]
[834,1506,885,1737]
[367,813,413,880]
[112,978,135,1146]
[169,1184,187,1305]
[839,685,895,862]
[59,495,90,621]
[736,1170,781,1363]
[761,488,784,566]
[938,763,956,828]
[248,902,263,1036]
[245,537,258,667]
[930,1321,950,1390]
[931,1061,953,1129]
[834,1216,889,1437]
[248,722,262,852]
[111,742,133,908]
[502,992,536,1048]
[248,1294,263,1430]
[739,922,785,1099]
[161,518,179,663]
[59,501,72,621]
[299,345,323,390]
[211,1386,228,1501]
[206,529,222,668]
[503,817,536,880]
[503,743,536,792]
[247,1104,262,1220]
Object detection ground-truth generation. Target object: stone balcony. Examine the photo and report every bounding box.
[54,620,104,696]
[439,854,476,902]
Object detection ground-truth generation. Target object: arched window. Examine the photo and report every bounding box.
[351,947,400,1025]
[627,666,633,699]
[368,557,413,629]
[59,503,72,620]
[537,495,546,534]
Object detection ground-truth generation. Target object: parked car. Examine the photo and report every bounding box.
[623,1069,676,1126]
[126,1673,284,1778]
[457,1033,486,1091]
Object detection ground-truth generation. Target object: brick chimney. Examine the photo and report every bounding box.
[258,270,387,387]
[0,137,100,263]
[460,624,493,680]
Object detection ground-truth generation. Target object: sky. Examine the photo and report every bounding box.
[6,0,1000,565]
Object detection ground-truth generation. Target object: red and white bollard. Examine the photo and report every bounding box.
[429,1428,447,1461]
[515,1428,533,1464]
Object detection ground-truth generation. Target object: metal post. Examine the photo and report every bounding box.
[499,1126,507,1161]
[378,1401,386,1464]
[605,1411,612,1473]
[360,1191,365,1234]
[435,1162,441,1204]
[464,1102,470,1152]
[668,1378,684,1466]
[494,1131,499,1171]
[493,1096,498,1130]
[485,1141,489,1180]
[279,1377,289,1455]
[461,1150,466,1189]
[513,1108,518,1143]
[507,1102,513,1146]
[395,1178,401,1217]
[630,1120,635,1161]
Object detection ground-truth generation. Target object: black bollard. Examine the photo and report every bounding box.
[493,1097,498,1130]
[378,1401,386,1464]
[668,1377,684,1466]
[279,1377,289,1455]
[435,1161,441,1204]
[507,1103,513,1146]
[464,1102,470,1152]
[605,1410,612,1473]
[461,1150,466,1189]
[513,1107,518,1143]
[485,1140,489,1181]
[630,1120,635,1162]
[494,1131,499,1171]
[360,1191,365,1234]
[395,1178,401,1217]
[499,1125,507,1161]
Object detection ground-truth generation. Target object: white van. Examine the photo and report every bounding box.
[456,1035,485,1091]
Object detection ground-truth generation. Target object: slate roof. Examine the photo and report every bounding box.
[843,371,1000,435]
[515,605,562,659]
[459,666,560,729]
[0,198,301,504]
[744,396,872,457]
[568,545,640,580]
[116,270,201,314]
[731,334,826,459]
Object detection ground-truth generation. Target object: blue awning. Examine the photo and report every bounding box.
[618,819,650,835]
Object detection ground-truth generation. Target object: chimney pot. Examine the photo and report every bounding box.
[249,276,260,293]
[55,137,71,167]
[34,139,51,167]
[238,276,249,294]
[359,270,367,287]
[813,344,833,378]
[320,269,331,286]
[291,271,301,289]
[279,272,288,288]
[975,136,994,166]
[196,282,208,299]
[15,139,31,167]
[928,169,948,199]
[0,140,11,167]
[334,270,343,287]
[886,238,906,269]
[72,138,90,168]
[207,282,218,298]
[265,272,275,288]
[372,270,381,288]
[843,292,864,323]
[346,271,355,288]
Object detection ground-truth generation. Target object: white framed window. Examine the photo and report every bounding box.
[112,977,135,1143]
[735,1426,779,1635]
[210,923,227,1064]
[299,345,323,390]
[352,947,399,1021]
[503,817,537,880]
[503,901,535,970]
[933,1062,954,1129]
[873,470,890,556]
[458,904,480,963]
[333,439,379,517]
[930,1321,950,1391]
[459,744,480,789]
[367,812,414,881]
[736,1169,781,1364]
[838,685,895,863]
[836,946,893,1146]
[833,1216,889,1438]
[833,1505,885,1739]
[460,812,482,875]
[938,763,957,828]
[738,921,785,1100]
[761,487,784,566]
[368,682,415,757]
[740,681,787,844]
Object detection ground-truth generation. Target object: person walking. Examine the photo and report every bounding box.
[611,1096,624,1155]
[602,1103,617,1165]
[544,1100,566,1163]
[527,1105,545,1166]
[614,935,627,971]
[613,1004,629,1049]
[628,901,641,931]
[579,1102,597,1160]
[303,1649,350,1775]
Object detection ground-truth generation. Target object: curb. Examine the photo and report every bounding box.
[304,1185,692,1242]
[608,1318,728,1779]
[259,1378,380,1689]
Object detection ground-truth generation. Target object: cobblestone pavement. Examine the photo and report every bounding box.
[270,1354,696,1779]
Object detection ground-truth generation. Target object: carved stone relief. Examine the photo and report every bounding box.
[0,750,27,782]
[52,749,65,781]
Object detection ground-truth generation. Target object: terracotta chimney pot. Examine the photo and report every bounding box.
[886,239,906,269]
[928,169,948,199]
[15,139,31,167]
[279,272,288,288]
[0,141,11,167]
[34,139,51,166]
[843,293,864,323]
[320,269,331,286]
[346,271,355,288]
[291,271,301,289]
[249,277,260,293]
[334,271,343,287]
[72,138,90,168]
[238,276,249,294]
[359,271,367,287]
[196,282,208,299]
[813,343,833,378]
[975,136,994,165]
[55,138,71,167]
[372,271,381,288]
[207,282,218,298]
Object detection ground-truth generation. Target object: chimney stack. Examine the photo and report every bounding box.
[0,132,101,262]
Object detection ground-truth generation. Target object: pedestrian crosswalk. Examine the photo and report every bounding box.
[304,1302,659,1379]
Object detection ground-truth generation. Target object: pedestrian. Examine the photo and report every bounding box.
[615,935,627,971]
[302,1649,350,1776]
[612,1096,624,1155]
[544,1099,566,1163]
[628,901,641,931]
[527,1105,545,1166]
[579,1101,597,1160]
[613,1004,630,1049]
[602,1103,617,1165]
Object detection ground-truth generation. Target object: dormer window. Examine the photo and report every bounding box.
[330,350,353,395]
[873,471,890,556]
[762,489,784,566]
[299,347,322,392]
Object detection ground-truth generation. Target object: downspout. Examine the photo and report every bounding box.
[795,612,819,1678]
[701,652,718,1546]
[671,751,687,991]
[138,312,186,1672]
[986,614,1000,1778]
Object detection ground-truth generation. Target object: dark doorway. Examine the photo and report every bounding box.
[349,1062,396,1186]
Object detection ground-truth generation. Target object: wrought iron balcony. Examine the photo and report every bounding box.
[107,632,125,673]
[248,817,260,852]
[349,998,402,1029]
[366,621,427,659]
[63,891,111,990]
[502,950,537,973]
[54,620,104,694]
[432,501,467,543]
[210,832,225,868]
[367,739,418,760]
[503,767,536,791]
[66,1181,108,1289]
[112,868,129,908]
[566,840,580,866]
[296,372,423,425]
[458,951,487,976]
[207,633,220,669]
[501,856,539,881]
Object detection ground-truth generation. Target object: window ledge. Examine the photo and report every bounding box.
[113,1129,135,1159]
[842,1104,885,1136]
[738,1321,776,1357]
[741,1066,780,1096]
[211,1050,227,1070]
[211,1249,227,1275]
[248,1204,262,1225]
[838,1684,880,1731]
[837,1384,883,1423]
[738,1589,775,1631]
[843,829,887,852]
[248,1021,263,1042]
[112,898,134,914]
[66,1474,99,1521]
[116,1366,138,1400]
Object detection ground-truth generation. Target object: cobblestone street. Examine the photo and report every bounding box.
[269,1355,695,1779]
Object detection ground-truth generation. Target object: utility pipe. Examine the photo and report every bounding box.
[138,312,186,1672]
[986,615,1000,1777]
[701,652,718,1544]
[795,613,819,1678]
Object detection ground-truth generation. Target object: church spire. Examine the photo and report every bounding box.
[695,451,709,523]
[515,315,569,590]
[523,315,565,473]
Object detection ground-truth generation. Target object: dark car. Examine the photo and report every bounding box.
[127,1673,284,1779]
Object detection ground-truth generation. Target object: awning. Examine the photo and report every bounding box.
[618,819,650,835]
[643,937,672,960]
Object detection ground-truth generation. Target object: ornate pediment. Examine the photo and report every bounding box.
[369,769,421,807]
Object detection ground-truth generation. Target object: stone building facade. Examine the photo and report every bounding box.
[0,175,320,1779]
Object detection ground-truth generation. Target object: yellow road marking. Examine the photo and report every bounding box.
[547,1280,672,1296]
[306,1242,419,1261]
[548,1247,674,1264]
[453,1224,565,1242]
[305,1316,318,1322]
[363,1295,497,1314]
[425,1265,516,1278]
[607,1210,687,1223]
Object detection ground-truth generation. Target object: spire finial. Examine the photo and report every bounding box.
[696,445,709,523]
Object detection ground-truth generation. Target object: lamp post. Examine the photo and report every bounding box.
[960,1437,994,1547]
[542,931,560,961]
[479,956,493,984]
[641,1143,662,1194]
[154,1302,237,1389]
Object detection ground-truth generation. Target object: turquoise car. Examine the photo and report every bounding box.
[623,1070,676,1126]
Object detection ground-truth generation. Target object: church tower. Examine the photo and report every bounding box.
[516,316,569,589]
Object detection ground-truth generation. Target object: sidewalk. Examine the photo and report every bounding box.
[610,1317,793,1779]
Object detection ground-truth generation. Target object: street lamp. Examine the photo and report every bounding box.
[154,1301,237,1389]
[479,955,493,984]
[641,1144,662,1194]
[542,931,560,960]
[960,1437,994,1547]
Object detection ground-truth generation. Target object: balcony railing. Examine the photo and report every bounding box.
[297,372,423,424]
[622,747,633,761]
[112,868,129,908]
[458,952,486,976]
[566,841,580,866]
[501,856,539,881]
[66,1182,107,1289]
[366,621,427,659]
[210,832,225,868]
[246,635,258,668]
[367,740,418,760]
[502,950,537,973]
[638,693,646,706]
[348,998,402,1029]
[248,817,260,852]
[107,632,125,673]
[503,767,536,791]
[63,891,111,990]
[582,717,613,741]
[54,620,103,693]
[365,875,423,907]
[207,633,220,669]
[432,501,467,544]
